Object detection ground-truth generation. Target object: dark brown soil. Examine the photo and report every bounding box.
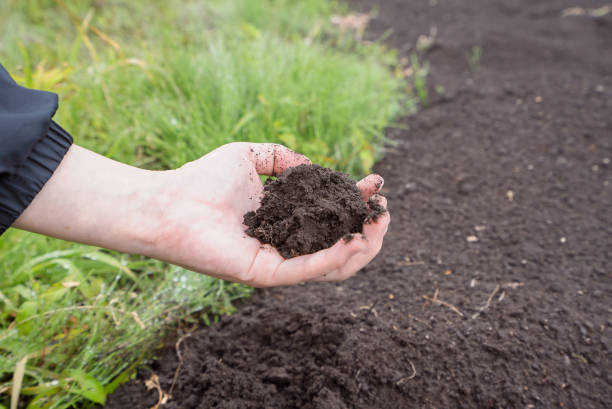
[106,0,611,408]
[243,164,374,258]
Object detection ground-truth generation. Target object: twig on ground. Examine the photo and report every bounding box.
[358,300,379,317]
[423,288,464,317]
[169,333,192,397]
[571,353,588,364]
[403,261,425,266]
[396,360,417,385]
[561,4,611,18]
[407,313,432,328]
[397,256,425,267]
[145,373,169,409]
[471,285,500,319]
[502,282,524,289]
[422,288,438,311]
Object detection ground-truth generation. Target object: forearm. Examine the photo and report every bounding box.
[13,145,166,256]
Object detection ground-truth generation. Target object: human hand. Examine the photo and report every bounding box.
[14,143,389,287]
[149,143,390,287]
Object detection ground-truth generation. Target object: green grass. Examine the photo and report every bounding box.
[0,232,249,407]
[0,0,409,407]
[467,45,483,71]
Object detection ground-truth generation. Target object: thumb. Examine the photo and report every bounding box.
[249,143,311,176]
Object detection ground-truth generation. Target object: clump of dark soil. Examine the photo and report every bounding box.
[244,164,379,258]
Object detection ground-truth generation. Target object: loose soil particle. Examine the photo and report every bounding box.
[106,0,612,408]
[243,164,375,258]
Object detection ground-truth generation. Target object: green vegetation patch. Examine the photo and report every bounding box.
[0,0,409,407]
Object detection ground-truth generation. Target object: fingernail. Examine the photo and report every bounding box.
[376,175,384,191]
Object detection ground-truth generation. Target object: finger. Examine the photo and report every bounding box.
[369,193,387,209]
[247,236,366,287]
[303,194,391,283]
[364,195,389,238]
[307,234,368,282]
[312,199,390,282]
[250,143,311,176]
[356,174,384,201]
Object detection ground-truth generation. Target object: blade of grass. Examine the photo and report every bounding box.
[10,356,27,409]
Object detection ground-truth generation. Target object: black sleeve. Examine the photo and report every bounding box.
[0,64,73,235]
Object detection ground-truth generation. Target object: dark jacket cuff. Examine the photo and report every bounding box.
[0,121,73,234]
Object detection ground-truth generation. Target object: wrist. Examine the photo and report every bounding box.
[115,168,175,258]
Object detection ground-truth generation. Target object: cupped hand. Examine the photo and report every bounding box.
[150,142,390,287]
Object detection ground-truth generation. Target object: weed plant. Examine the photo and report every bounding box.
[0,0,409,407]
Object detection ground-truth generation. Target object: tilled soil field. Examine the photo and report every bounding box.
[106,0,612,407]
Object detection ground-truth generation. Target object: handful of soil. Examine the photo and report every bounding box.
[243,164,384,258]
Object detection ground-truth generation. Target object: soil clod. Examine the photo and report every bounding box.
[243,164,381,258]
